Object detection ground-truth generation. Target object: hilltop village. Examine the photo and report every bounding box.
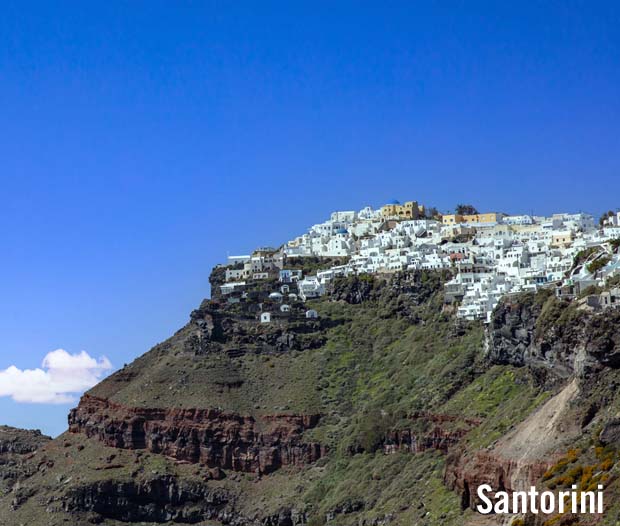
[220,200,620,323]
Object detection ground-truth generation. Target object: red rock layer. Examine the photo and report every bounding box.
[383,412,481,455]
[444,450,555,510]
[68,395,325,474]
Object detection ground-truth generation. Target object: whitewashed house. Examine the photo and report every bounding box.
[279,269,303,283]
[220,282,246,295]
[298,277,325,301]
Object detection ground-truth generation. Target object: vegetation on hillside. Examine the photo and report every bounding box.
[8,269,620,525]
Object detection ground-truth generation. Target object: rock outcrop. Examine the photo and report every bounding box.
[62,476,231,524]
[328,271,450,306]
[185,301,328,356]
[63,476,307,525]
[488,292,620,386]
[0,425,50,455]
[69,395,325,474]
[0,426,50,495]
[382,412,481,455]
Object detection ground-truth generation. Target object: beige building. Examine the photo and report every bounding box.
[551,231,574,248]
[380,200,425,220]
[442,212,505,226]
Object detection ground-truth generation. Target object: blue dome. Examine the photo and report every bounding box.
[386,199,400,205]
[336,228,348,234]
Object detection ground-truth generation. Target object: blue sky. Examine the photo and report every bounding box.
[1,1,619,436]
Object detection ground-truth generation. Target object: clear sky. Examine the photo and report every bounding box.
[1,1,619,436]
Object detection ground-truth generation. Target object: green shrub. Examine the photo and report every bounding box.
[587,256,611,275]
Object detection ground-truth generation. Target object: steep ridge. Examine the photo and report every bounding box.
[3,267,620,525]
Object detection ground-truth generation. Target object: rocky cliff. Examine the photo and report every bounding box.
[446,290,620,524]
[381,412,481,456]
[4,269,620,525]
[69,394,324,474]
[488,290,620,383]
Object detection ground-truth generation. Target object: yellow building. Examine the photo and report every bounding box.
[442,214,464,225]
[380,200,425,220]
[442,212,504,225]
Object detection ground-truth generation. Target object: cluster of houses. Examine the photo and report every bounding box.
[219,200,620,323]
[220,250,319,323]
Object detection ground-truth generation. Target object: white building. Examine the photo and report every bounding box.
[224,204,617,324]
[298,276,325,301]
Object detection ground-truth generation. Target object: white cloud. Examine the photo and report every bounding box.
[0,349,113,404]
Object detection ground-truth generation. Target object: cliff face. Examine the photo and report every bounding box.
[185,301,330,357]
[488,291,620,384]
[68,394,325,474]
[328,271,450,309]
[61,476,307,526]
[62,476,233,524]
[447,291,620,517]
[2,269,485,525]
[6,270,620,525]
